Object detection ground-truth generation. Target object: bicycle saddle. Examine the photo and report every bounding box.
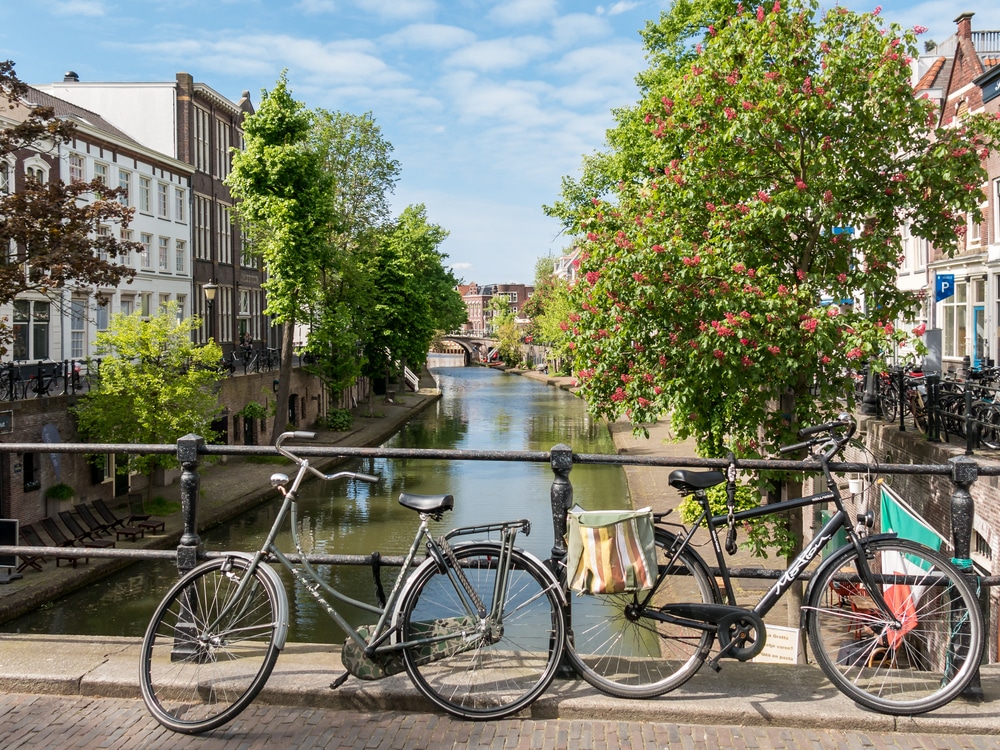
[398,492,455,514]
[668,470,725,493]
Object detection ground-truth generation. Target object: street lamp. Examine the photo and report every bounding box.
[203,281,217,341]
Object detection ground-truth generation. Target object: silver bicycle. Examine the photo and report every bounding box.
[139,431,565,734]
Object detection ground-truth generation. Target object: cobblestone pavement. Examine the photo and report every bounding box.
[0,693,992,750]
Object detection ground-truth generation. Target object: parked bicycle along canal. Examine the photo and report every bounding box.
[2,366,628,643]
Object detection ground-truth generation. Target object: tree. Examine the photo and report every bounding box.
[550,1,1000,459]
[522,256,576,374]
[302,110,400,396]
[0,61,140,351]
[227,73,332,442]
[487,294,521,366]
[72,303,223,490]
[363,204,465,386]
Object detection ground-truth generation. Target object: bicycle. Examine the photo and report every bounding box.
[139,431,565,734]
[563,414,984,715]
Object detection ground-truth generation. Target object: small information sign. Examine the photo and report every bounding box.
[753,625,802,664]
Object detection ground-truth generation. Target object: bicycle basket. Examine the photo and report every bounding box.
[566,506,657,595]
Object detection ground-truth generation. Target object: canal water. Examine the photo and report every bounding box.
[2,367,629,643]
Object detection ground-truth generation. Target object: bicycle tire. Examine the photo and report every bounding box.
[879,384,899,423]
[139,557,283,734]
[398,542,564,719]
[805,537,983,715]
[563,530,718,698]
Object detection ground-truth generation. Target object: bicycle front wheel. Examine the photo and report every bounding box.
[805,538,984,715]
[564,530,717,698]
[398,543,565,719]
[139,557,283,734]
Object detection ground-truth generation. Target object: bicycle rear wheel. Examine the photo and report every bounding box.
[398,543,564,719]
[805,538,983,715]
[139,557,283,734]
[564,530,717,698]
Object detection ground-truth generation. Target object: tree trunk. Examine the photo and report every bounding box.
[268,321,296,445]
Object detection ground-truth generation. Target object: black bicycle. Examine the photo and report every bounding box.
[564,414,984,715]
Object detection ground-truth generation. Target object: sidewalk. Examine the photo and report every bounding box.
[0,366,997,737]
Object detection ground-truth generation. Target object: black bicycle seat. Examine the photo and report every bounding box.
[398,492,455,514]
[668,470,726,493]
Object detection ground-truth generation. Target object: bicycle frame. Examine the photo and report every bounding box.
[197,436,531,663]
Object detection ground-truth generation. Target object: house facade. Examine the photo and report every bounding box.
[904,15,1000,371]
[35,73,265,359]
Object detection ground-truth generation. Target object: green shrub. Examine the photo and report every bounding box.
[145,496,181,515]
[678,483,795,559]
[324,408,353,431]
[44,482,76,501]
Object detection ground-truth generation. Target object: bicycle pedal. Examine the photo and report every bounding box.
[329,671,351,689]
[706,657,722,673]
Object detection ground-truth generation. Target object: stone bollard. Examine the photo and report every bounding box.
[948,455,984,700]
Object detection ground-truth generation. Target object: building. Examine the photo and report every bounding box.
[903,15,1000,370]
[457,282,534,337]
[1,86,194,365]
[35,73,265,359]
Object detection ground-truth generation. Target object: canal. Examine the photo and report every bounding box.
[2,367,629,643]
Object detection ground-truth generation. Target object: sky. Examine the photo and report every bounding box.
[2,1,999,286]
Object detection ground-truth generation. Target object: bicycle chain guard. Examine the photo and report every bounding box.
[716,610,766,662]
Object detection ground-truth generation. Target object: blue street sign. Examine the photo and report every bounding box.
[832,226,855,235]
[935,273,955,302]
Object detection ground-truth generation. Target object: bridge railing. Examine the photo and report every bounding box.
[1,438,996,665]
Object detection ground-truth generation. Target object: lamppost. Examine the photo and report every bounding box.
[203,281,217,342]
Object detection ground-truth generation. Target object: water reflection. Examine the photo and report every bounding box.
[2,367,628,643]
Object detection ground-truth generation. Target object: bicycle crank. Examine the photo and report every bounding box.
[714,610,767,663]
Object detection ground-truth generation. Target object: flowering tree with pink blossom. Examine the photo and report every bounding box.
[548,0,1000,458]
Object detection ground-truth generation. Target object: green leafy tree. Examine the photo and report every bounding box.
[522,257,575,373]
[72,303,223,490]
[302,110,400,396]
[487,294,521,366]
[363,205,466,384]
[551,1,1000,460]
[227,73,332,442]
[0,61,140,351]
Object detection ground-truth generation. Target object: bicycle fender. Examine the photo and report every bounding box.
[799,532,898,630]
[218,552,291,650]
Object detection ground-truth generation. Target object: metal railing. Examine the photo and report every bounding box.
[2,439,997,649]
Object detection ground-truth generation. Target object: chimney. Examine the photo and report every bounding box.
[954,12,974,40]
[63,71,79,82]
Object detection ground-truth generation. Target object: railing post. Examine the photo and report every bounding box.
[926,373,940,442]
[948,455,984,700]
[176,433,204,574]
[549,444,574,579]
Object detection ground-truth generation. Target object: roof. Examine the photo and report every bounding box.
[20,85,141,145]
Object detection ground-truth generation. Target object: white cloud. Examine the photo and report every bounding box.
[551,13,613,47]
[353,0,436,20]
[550,42,645,84]
[49,0,106,16]
[382,24,477,51]
[487,0,558,26]
[596,1,641,16]
[444,36,550,72]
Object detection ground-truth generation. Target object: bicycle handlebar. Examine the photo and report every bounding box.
[779,413,855,455]
[274,431,381,484]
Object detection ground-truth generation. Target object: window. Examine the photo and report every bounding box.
[141,292,152,317]
[120,297,133,316]
[194,195,211,260]
[942,281,967,359]
[157,183,169,218]
[159,293,171,311]
[93,162,108,185]
[140,233,152,269]
[121,229,133,266]
[96,225,111,261]
[176,295,186,321]
[13,299,50,360]
[71,299,86,359]
[175,187,186,222]
[22,452,39,493]
[215,117,231,178]
[25,165,45,182]
[0,161,9,194]
[69,153,84,182]
[139,176,151,213]
[218,203,232,264]
[96,300,109,331]
[175,239,186,274]
[194,107,211,173]
[158,236,169,270]
[994,178,1000,246]
[118,169,131,205]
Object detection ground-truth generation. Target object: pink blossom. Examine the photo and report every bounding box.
[611,388,626,403]
[585,271,600,284]
[914,25,928,34]
[846,347,864,360]
[827,307,840,318]
[652,244,664,253]
[638,397,651,408]
[821,356,831,364]
[795,179,807,190]
[913,324,927,336]
[796,269,806,281]
[872,5,882,16]
[767,345,780,355]
[713,349,725,360]
[837,273,847,283]
[801,318,818,333]
[742,355,753,368]
[725,107,736,120]
[757,5,765,21]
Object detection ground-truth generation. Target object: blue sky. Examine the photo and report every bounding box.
[2,1,999,285]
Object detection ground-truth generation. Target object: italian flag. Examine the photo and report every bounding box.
[879,487,946,647]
